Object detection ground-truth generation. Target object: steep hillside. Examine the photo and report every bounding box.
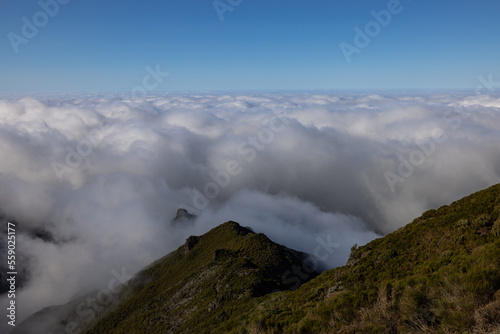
[17,184,500,333]
[58,221,314,334]
[237,184,500,333]
[87,184,500,333]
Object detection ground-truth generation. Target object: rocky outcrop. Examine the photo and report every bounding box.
[171,208,197,225]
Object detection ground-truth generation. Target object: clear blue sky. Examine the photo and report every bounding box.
[1,0,499,92]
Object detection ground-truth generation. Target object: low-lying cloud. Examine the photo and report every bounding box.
[0,91,499,328]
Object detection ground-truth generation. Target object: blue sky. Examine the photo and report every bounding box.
[1,0,499,92]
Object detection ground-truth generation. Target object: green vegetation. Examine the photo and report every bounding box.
[239,184,500,333]
[85,222,317,334]
[81,184,500,333]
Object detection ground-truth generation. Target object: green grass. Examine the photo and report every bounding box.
[85,184,500,333]
[236,184,500,333]
[85,222,317,333]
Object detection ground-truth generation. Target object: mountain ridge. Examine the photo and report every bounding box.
[15,184,500,333]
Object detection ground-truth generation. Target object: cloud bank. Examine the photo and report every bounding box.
[0,91,499,328]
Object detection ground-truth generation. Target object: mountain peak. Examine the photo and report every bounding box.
[14,220,317,334]
[82,220,318,333]
[15,185,500,334]
[172,208,197,225]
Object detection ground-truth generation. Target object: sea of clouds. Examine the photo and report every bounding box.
[0,91,499,325]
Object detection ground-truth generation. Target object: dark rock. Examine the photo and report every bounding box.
[172,208,197,225]
[182,235,200,255]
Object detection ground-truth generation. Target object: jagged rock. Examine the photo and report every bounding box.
[14,185,500,334]
[182,235,200,255]
[172,208,197,225]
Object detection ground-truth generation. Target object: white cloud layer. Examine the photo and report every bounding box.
[0,91,499,328]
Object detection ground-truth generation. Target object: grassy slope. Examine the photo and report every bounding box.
[242,184,500,333]
[85,222,317,334]
[86,184,500,334]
